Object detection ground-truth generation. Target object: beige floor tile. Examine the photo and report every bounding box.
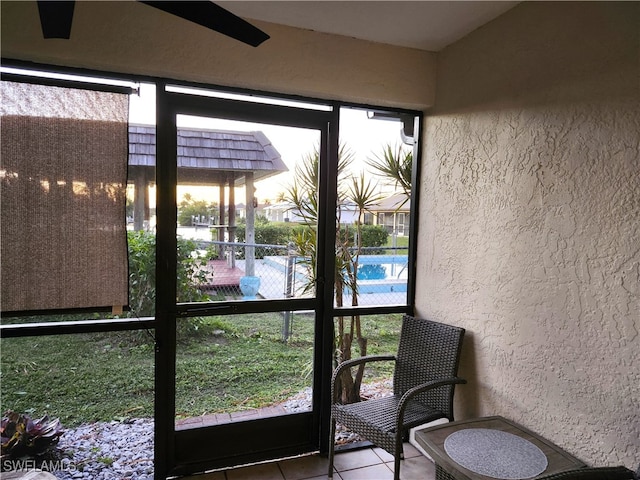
[225,462,284,480]
[179,446,435,480]
[339,463,394,480]
[333,448,384,472]
[309,474,343,480]
[372,442,422,463]
[372,447,394,463]
[402,443,422,459]
[184,471,226,480]
[279,454,331,480]
[386,455,436,480]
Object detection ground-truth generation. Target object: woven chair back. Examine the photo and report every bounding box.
[393,315,465,418]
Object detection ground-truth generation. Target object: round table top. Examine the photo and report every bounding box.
[444,428,548,479]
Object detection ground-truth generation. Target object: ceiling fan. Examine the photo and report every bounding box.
[36,0,270,47]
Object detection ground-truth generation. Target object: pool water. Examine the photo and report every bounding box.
[357,264,387,280]
[356,255,408,281]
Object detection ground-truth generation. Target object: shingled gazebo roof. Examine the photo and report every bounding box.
[128,124,288,185]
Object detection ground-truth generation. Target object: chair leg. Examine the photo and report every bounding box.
[328,417,336,479]
[394,431,404,480]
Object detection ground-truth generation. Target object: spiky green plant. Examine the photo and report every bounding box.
[366,143,413,203]
[286,144,386,403]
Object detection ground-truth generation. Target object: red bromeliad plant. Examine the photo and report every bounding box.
[0,410,64,460]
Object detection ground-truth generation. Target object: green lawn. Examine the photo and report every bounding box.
[1,313,401,427]
[385,235,409,250]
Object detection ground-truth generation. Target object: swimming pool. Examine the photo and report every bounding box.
[262,254,409,294]
[356,255,408,281]
[355,255,408,293]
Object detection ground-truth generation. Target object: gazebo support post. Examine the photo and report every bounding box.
[245,172,255,277]
[218,181,226,259]
[239,172,260,299]
[133,172,147,231]
[228,178,236,269]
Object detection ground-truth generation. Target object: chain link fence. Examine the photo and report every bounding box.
[188,237,408,306]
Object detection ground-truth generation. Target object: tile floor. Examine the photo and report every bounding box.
[180,443,436,480]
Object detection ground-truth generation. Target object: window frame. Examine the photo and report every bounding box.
[1,59,422,333]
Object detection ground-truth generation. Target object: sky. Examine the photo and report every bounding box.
[129,83,408,203]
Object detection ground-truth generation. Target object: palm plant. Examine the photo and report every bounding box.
[366,143,413,205]
[286,145,383,403]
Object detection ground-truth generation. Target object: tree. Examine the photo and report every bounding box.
[177,194,218,227]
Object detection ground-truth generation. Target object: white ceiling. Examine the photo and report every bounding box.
[218,1,520,52]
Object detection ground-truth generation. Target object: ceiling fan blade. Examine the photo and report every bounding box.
[37,1,75,39]
[139,1,270,47]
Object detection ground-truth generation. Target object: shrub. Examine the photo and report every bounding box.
[233,223,388,259]
[0,411,64,461]
[234,223,294,258]
[338,224,389,254]
[127,231,210,343]
[358,224,389,249]
[127,231,209,316]
[127,230,157,316]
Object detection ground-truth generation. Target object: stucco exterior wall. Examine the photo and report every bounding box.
[417,1,639,468]
[0,1,435,110]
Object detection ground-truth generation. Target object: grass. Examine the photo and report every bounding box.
[1,330,155,426]
[384,235,409,254]
[1,313,401,427]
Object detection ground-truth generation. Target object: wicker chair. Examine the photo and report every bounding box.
[536,466,638,480]
[328,315,466,480]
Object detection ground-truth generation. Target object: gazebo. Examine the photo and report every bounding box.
[128,124,288,279]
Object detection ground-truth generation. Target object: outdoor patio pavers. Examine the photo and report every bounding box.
[176,405,288,430]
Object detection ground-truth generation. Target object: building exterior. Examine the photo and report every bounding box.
[367,193,410,236]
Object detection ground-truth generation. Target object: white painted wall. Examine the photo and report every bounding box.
[417,2,639,469]
[0,1,436,110]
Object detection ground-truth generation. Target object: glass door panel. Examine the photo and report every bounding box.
[175,311,314,427]
[166,98,329,475]
[173,311,317,470]
[175,115,320,303]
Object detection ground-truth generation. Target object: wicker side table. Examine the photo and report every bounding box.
[414,416,586,480]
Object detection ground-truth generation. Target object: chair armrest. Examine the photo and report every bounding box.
[396,377,467,425]
[331,355,396,404]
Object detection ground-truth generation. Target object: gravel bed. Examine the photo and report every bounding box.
[52,418,154,480]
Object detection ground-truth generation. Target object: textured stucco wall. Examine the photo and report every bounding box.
[417,2,639,468]
[0,1,435,110]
